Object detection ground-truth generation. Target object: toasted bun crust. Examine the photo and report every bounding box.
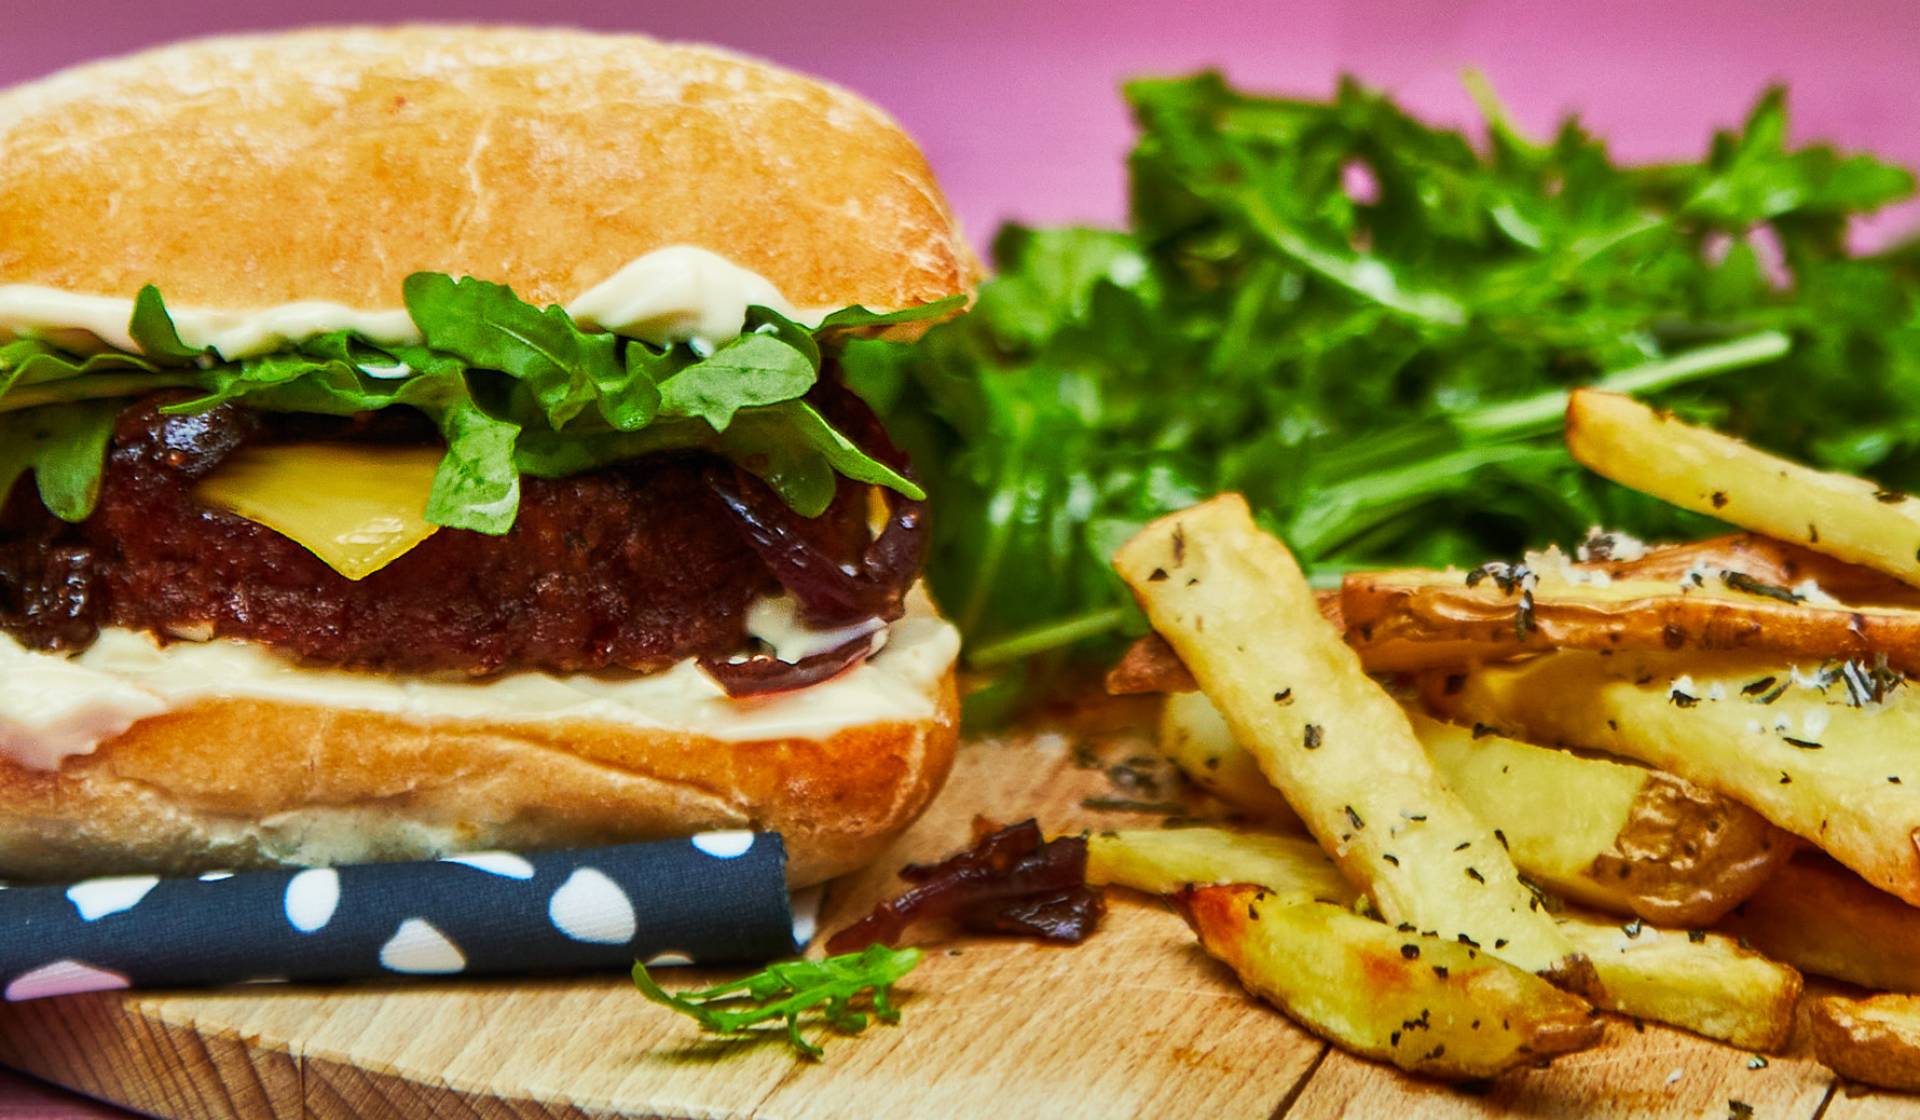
[0,26,978,313]
[0,670,957,888]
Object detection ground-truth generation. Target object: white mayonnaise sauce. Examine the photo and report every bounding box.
[0,246,833,359]
[0,589,957,771]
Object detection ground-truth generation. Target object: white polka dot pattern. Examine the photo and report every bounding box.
[690,831,756,859]
[65,876,159,922]
[440,852,536,880]
[0,836,794,1000]
[789,885,824,948]
[284,869,341,934]
[549,869,637,945]
[644,951,694,967]
[379,919,467,975]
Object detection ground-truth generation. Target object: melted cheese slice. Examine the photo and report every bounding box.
[196,444,443,580]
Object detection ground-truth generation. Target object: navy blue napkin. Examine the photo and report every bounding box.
[0,832,794,1000]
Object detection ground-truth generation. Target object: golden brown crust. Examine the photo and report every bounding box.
[1587,771,1794,927]
[0,26,978,314]
[0,670,958,887]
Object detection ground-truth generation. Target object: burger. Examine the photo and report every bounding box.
[0,27,975,887]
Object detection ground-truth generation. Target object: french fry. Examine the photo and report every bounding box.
[1415,713,1789,926]
[1106,633,1199,696]
[1566,389,1920,587]
[1543,532,1920,603]
[1109,627,1511,687]
[1430,649,1920,905]
[1555,917,1800,1053]
[1112,495,1595,993]
[1086,827,1336,898]
[1112,531,1920,693]
[1159,692,1785,925]
[1809,993,1920,1092]
[1157,692,1302,827]
[1343,564,1920,672]
[1094,828,1795,1054]
[1177,884,1602,1081]
[1719,852,1920,993]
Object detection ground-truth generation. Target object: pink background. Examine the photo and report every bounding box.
[7,0,1920,250]
[2,2,1918,1114]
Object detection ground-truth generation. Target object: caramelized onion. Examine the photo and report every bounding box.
[698,630,881,698]
[826,819,1106,952]
[707,385,927,629]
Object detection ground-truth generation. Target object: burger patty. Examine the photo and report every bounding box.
[0,395,882,675]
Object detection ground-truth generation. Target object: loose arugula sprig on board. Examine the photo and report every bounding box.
[842,73,1920,718]
[632,945,923,1060]
[0,279,959,533]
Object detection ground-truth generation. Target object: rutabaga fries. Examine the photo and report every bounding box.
[1567,389,1920,587]
[1809,993,1920,1092]
[1343,564,1920,672]
[1158,692,1302,827]
[1177,884,1602,1081]
[1158,692,1784,925]
[1415,713,1788,926]
[1086,827,1340,898]
[1096,827,1799,1053]
[1719,853,1920,993]
[1556,916,1801,1052]
[1431,649,1920,905]
[1113,495,1595,992]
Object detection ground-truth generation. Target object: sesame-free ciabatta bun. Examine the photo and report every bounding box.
[0,25,979,317]
[0,26,973,885]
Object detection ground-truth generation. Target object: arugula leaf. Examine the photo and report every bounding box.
[658,333,817,432]
[402,273,625,430]
[816,293,969,333]
[0,403,124,521]
[128,285,207,363]
[426,398,522,533]
[844,72,1920,699]
[632,945,922,1060]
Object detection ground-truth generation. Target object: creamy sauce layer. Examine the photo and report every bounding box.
[0,246,834,359]
[0,590,957,771]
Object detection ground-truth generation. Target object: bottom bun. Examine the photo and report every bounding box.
[0,671,957,888]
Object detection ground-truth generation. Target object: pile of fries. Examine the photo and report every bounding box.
[1098,390,1920,1087]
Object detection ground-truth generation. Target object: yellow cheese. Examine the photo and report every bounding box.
[195,444,443,580]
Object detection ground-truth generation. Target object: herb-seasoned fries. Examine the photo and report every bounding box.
[1344,564,1920,671]
[1719,853,1920,993]
[1809,993,1920,1092]
[1113,495,1595,992]
[1157,692,1302,826]
[1094,392,1920,1089]
[1085,827,1337,898]
[1177,884,1603,1080]
[1159,692,1785,924]
[1567,389,1920,587]
[1414,713,1787,926]
[1556,917,1800,1052]
[1092,827,1798,1053]
[1432,649,1920,905]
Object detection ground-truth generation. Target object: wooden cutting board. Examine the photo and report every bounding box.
[0,704,1901,1118]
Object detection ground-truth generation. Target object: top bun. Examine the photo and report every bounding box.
[0,26,978,313]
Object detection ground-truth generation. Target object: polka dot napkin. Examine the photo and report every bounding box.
[0,832,796,1001]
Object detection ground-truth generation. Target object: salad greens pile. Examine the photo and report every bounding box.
[0,279,960,532]
[843,73,1920,711]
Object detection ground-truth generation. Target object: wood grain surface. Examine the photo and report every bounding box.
[0,703,1911,1118]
